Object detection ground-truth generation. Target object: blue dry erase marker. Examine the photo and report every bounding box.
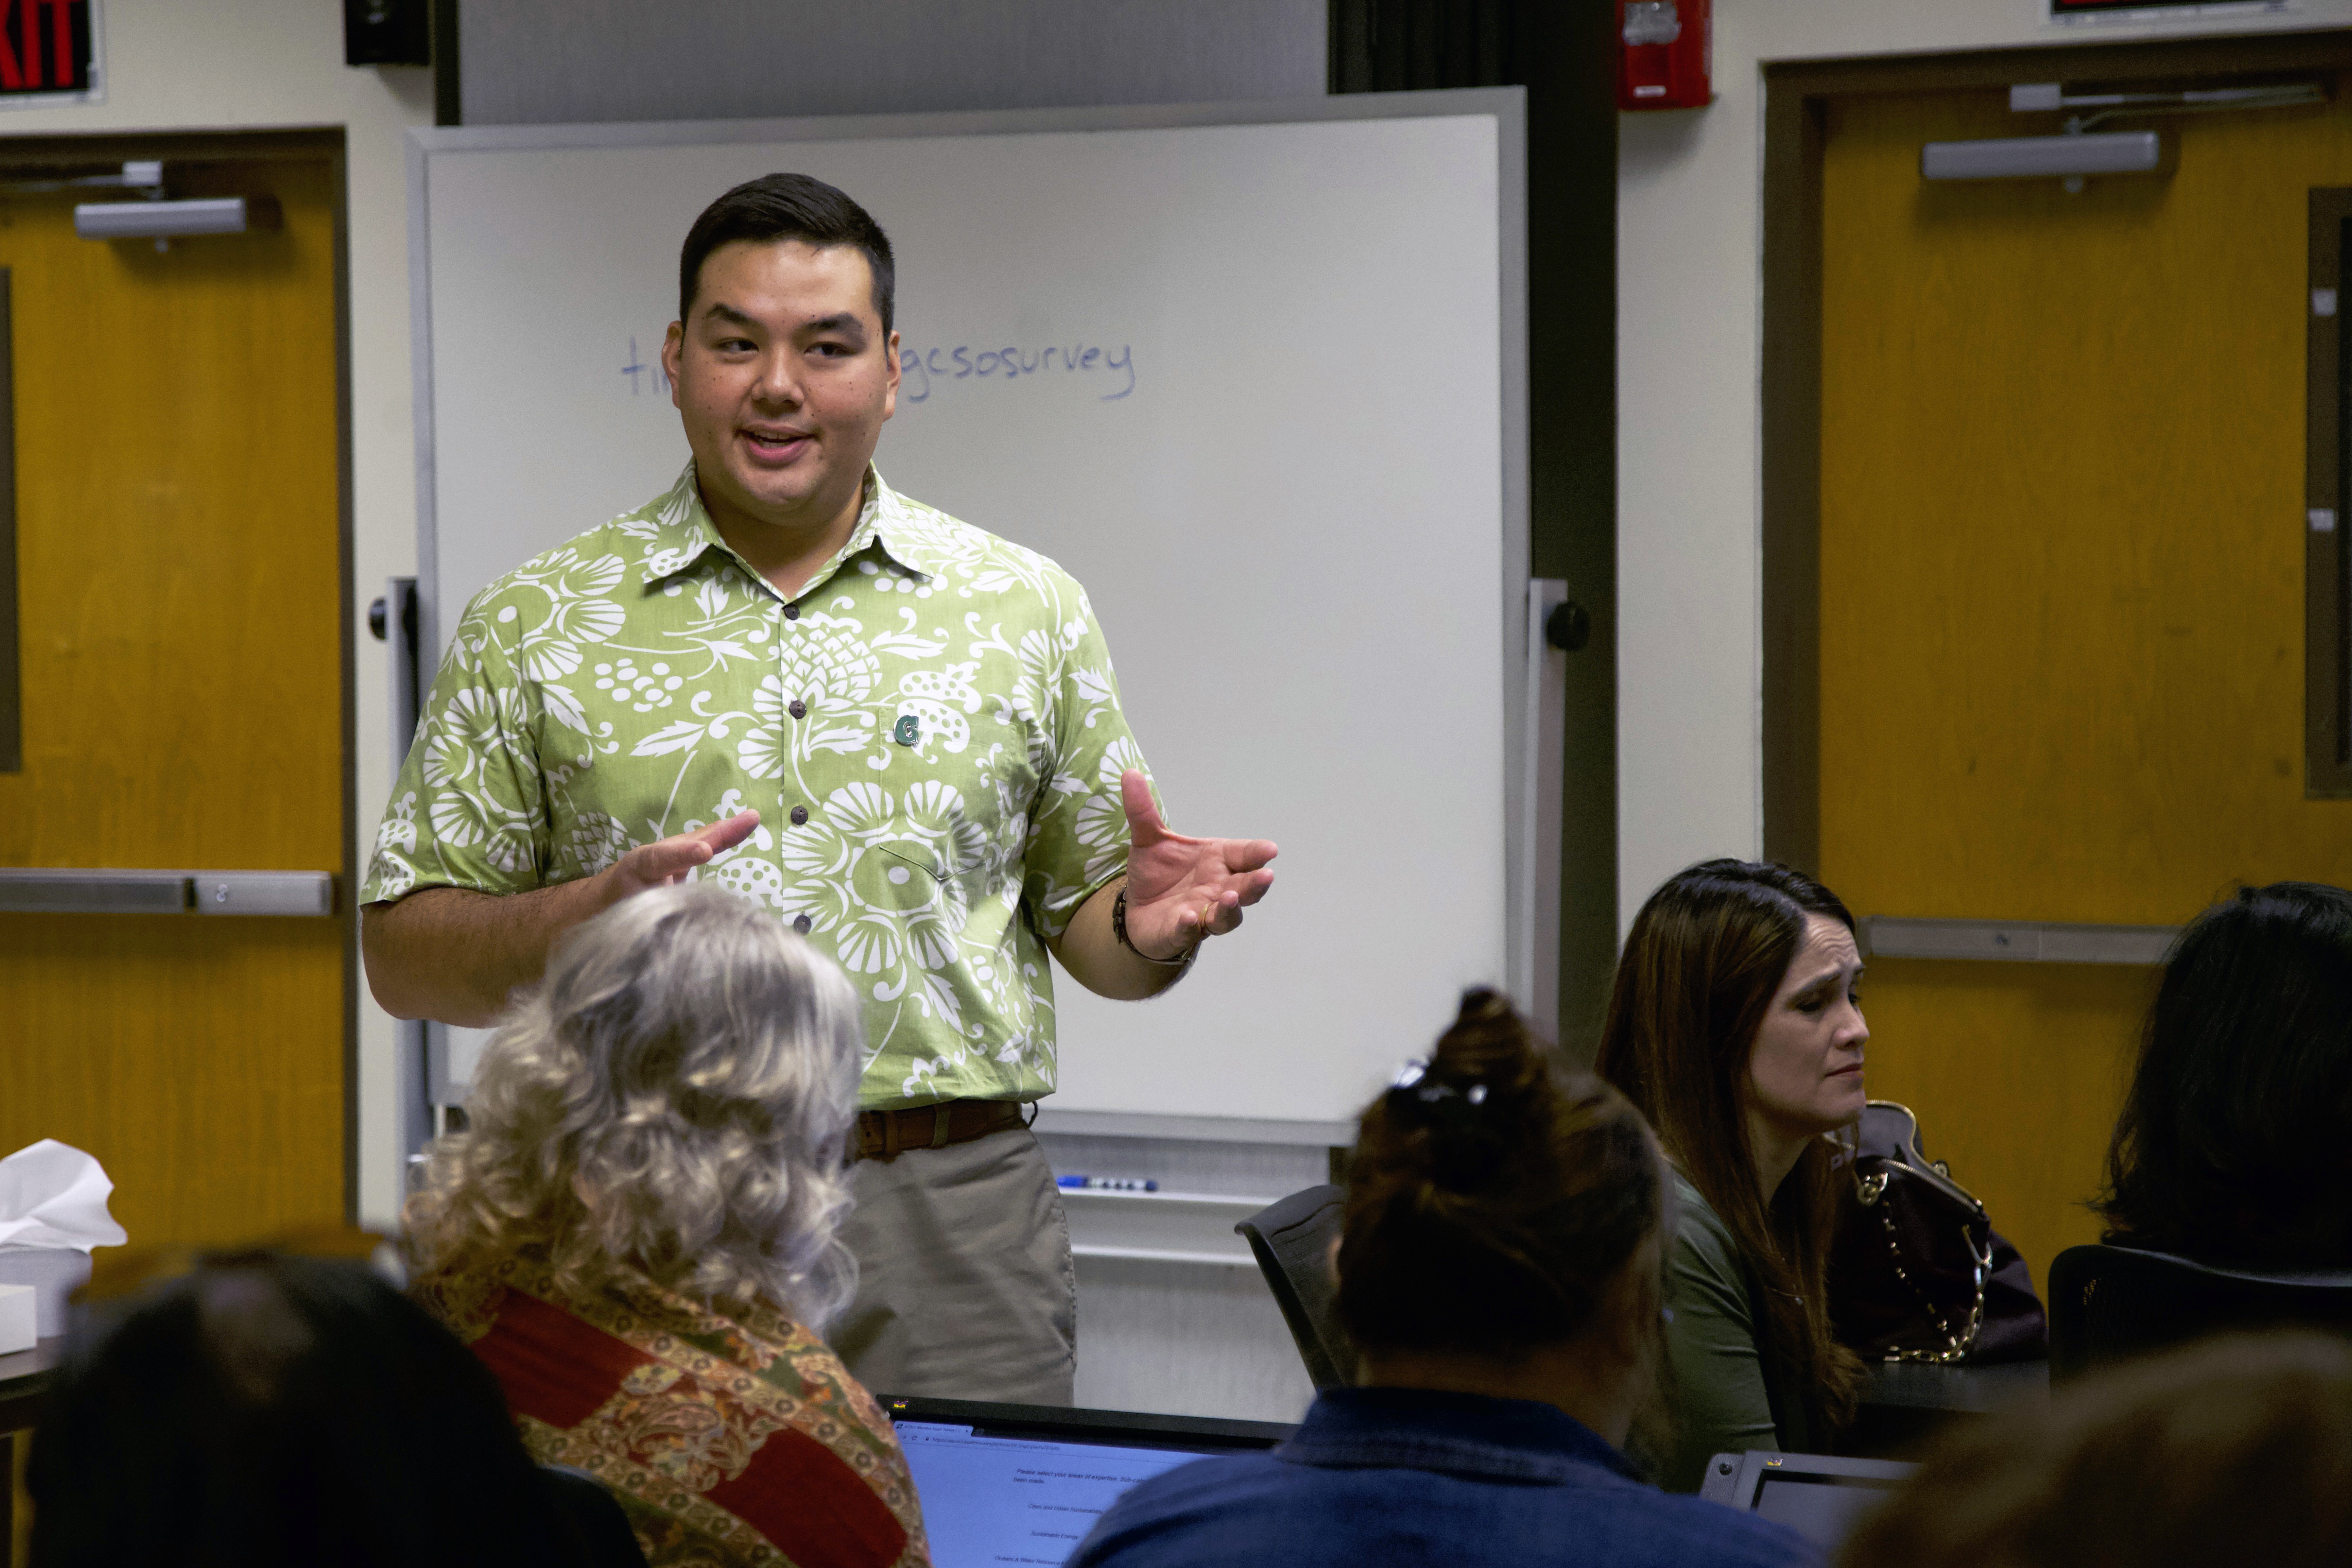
[1056,1174,1159,1192]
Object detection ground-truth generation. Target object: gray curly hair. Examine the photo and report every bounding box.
[403,882,864,1326]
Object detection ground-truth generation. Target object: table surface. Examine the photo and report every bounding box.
[0,1337,64,1394]
[1863,1357,2049,1413]
[0,1336,63,1438]
[1,1336,2050,1430]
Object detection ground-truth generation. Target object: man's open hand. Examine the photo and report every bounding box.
[362,809,767,1025]
[1117,771,1276,961]
[600,811,764,905]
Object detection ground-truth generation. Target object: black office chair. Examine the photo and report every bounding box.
[1236,1184,1356,1391]
[2047,1244,2352,1380]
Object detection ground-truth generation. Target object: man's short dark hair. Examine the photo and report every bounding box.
[678,172,896,336]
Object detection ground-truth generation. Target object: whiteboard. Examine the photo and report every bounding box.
[410,93,1530,1134]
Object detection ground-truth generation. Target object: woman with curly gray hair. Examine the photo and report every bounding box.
[406,882,930,1568]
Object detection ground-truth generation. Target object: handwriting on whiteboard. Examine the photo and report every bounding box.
[620,337,672,397]
[900,341,1136,404]
[619,335,1138,405]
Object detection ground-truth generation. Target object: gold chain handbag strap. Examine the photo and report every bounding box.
[1865,1190,1993,1363]
[1850,1102,1994,1363]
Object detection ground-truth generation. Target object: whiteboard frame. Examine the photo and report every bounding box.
[405,89,1535,1146]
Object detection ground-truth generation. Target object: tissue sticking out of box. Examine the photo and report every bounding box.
[0,1139,129,1254]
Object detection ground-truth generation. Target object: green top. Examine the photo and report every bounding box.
[1654,1171,1792,1493]
[362,462,1146,1110]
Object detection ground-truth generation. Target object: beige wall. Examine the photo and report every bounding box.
[458,0,1324,124]
[3,0,431,1225]
[1616,0,2352,930]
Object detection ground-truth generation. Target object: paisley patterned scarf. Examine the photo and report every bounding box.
[419,1256,930,1568]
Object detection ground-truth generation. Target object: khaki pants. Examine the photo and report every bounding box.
[828,1126,1077,1404]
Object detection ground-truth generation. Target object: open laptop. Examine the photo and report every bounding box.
[1699,1451,1917,1550]
[884,1396,1296,1568]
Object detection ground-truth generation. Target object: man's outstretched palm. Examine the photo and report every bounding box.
[1118,770,1277,961]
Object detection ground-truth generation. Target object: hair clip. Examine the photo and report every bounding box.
[1386,1059,1489,1119]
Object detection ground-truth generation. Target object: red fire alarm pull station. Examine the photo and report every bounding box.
[1619,0,1711,111]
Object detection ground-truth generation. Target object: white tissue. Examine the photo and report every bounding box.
[0,1139,129,1254]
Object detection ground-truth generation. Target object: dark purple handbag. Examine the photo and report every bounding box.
[1829,1101,2048,1363]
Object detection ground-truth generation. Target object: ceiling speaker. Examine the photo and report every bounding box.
[345,0,430,68]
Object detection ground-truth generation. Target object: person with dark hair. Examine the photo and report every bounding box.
[675,174,899,335]
[1837,1333,2352,1568]
[1594,859,1869,1491]
[26,1247,644,1568]
[2096,881,2352,1269]
[359,171,1277,1404]
[1067,990,1820,1568]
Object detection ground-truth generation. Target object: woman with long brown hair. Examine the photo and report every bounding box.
[1595,859,1868,1490]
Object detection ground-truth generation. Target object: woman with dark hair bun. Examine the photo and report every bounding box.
[1068,989,1818,1568]
[2096,880,2352,1268]
[1595,859,1869,1491]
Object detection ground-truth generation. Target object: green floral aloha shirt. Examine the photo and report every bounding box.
[362,463,1149,1109]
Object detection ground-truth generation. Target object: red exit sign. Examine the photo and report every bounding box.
[0,0,95,102]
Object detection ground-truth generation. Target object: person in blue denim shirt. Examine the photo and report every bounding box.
[1066,989,1820,1568]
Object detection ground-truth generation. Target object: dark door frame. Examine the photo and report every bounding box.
[0,127,359,1220]
[1327,1,1620,1057]
[2307,184,2352,796]
[1760,31,2352,871]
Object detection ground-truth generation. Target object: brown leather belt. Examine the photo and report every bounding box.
[855,1098,1029,1163]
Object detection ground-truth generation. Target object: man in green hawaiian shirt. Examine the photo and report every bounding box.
[361,174,1277,1404]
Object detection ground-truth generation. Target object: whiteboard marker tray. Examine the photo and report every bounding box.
[1060,1189,1277,1268]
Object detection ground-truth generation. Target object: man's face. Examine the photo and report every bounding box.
[662,238,899,536]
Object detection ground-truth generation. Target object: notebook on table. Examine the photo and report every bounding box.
[885,1396,1296,1568]
[1699,1450,1917,1549]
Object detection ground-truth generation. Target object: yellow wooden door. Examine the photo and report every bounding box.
[1818,84,2352,1288]
[0,155,346,1249]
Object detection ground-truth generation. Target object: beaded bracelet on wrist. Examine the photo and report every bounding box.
[1112,882,1199,968]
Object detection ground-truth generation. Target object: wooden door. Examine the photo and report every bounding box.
[0,153,347,1250]
[1817,80,2352,1286]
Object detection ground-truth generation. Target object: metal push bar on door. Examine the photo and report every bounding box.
[1861,916,2177,965]
[0,869,336,916]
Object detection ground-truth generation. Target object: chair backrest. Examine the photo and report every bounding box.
[2048,1243,2352,1379]
[1236,1184,1355,1391]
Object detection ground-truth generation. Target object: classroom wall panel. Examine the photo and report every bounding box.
[457,0,1325,128]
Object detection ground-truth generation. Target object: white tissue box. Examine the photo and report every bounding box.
[0,1285,34,1355]
[0,1248,92,1338]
